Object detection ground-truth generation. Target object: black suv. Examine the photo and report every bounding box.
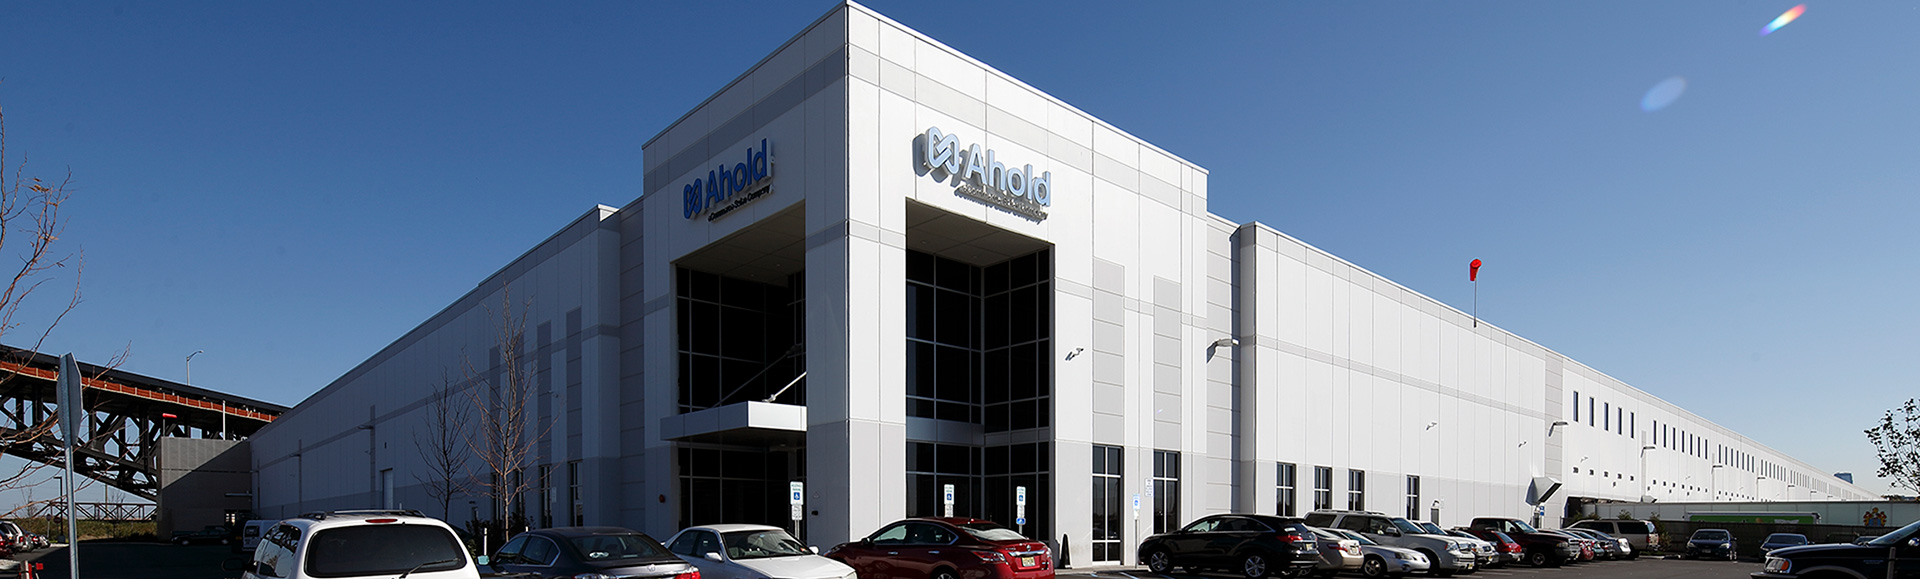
[1138,514,1318,578]
[1754,519,1920,579]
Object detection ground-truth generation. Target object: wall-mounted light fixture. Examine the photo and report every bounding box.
[1212,337,1239,348]
[1066,347,1085,360]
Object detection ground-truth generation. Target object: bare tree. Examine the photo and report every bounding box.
[1866,398,1920,494]
[463,287,548,535]
[0,93,126,498]
[413,371,473,520]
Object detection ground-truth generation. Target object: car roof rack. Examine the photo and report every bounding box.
[296,509,426,520]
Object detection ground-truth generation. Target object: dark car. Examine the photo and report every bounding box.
[1755,519,1920,579]
[1686,528,1738,561]
[1468,518,1576,568]
[172,525,234,546]
[826,518,1053,579]
[482,526,695,579]
[1759,533,1809,556]
[1136,514,1318,578]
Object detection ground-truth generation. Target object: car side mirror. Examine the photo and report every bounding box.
[1908,538,1920,548]
[476,555,490,566]
[811,546,821,554]
[860,538,874,547]
[705,552,725,562]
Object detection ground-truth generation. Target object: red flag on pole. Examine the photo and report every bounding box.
[1470,259,1482,282]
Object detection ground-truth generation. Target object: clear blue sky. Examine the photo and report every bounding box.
[1,1,1914,502]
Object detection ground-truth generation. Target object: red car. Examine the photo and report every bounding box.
[826,518,1052,579]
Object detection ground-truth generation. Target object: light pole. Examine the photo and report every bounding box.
[188,350,227,440]
[186,350,204,384]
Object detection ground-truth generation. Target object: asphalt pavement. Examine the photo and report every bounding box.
[14,542,247,579]
[1058,557,1762,579]
[1,545,1763,579]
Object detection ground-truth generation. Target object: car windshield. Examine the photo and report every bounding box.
[1509,520,1539,534]
[1586,530,1615,539]
[1418,523,1445,534]
[304,524,466,578]
[1869,520,1920,547]
[1765,534,1807,545]
[1341,531,1379,546]
[1693,530,1730,541]
[957,523,1028,542]
[721,530,810,560]
[1391,519,1425,534]
[573,533,672,562]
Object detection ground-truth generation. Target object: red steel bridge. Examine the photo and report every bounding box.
[0,346,287,501]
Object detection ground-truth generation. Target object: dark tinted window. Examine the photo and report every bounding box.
[1302,513,1336,527]
[305,525,466,577]
[1693,530,1729,541]
[667,533,701,556]
[575,533,673,561]
[905,522,956,545]
[1217,518,1263,533]
[496,535,530,562]
[522,536,559,565]
[1335,516,1368,532]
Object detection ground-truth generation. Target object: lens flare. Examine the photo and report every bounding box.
[1761,4,1805,36]
[1640,77,1687,112]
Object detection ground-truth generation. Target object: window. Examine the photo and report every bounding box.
[1617,407,1624,435]
[307,524,467,576]
[538,465,553,528]
[521,536,559,566]
[1152,450,1180,534]
[1630,412,1636,438]
[1572,391,1580,422]
[1589,399,1595,426]
[1276,463,1297,517]
[1604,402,1610,431]
[1091,445,1123,563]
[1405,475,1421,520]
[569,461,582,526]
[1347,469,1366,511]
[1313,466,1333,511]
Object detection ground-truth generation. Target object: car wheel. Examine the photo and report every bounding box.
[1525,550,1549,568]
[1239,552,1271,578]
[1360,555,1388,578]
[932,568,959,579]
[1146,549,1174,574]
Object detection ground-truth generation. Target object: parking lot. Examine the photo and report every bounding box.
[2,543,1766,579]
[13,543,243,579]
[1060,558,1763,579]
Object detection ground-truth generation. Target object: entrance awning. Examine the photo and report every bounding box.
[659,401,808,447]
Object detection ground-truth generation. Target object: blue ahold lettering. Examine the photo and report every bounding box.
[683,139,773,220]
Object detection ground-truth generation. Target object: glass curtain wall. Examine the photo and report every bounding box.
[676,269,805,413]
[904,248,1054,539]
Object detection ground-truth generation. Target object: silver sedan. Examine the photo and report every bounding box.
[1332,529,1431,578]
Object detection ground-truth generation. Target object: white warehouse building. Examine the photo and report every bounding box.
[247,1,1874,565]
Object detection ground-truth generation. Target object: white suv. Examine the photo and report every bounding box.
[238,510,477,579]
